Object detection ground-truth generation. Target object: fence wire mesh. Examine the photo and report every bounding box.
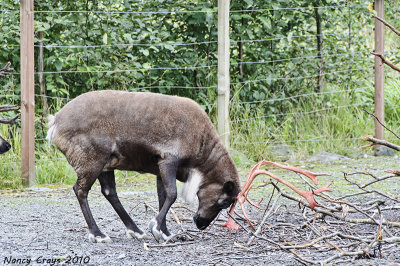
[0,1,399,185]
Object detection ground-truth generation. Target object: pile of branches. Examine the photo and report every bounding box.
[225,162,400,264]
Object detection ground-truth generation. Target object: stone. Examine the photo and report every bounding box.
[374,146,395,156]
[268,144,294,161]
[307,151,350,163]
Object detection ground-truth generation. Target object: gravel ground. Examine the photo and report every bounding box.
[0,156,399,265]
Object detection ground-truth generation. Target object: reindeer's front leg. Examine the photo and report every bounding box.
[154,175,172,237]
[149,156,179,242]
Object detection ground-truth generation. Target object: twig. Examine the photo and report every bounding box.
[247,192,282,245]
[279,188,400,228]
[385,169,400,176]
[0,115,20,124]
[344,172,399,202]
[281,232,340,249]
[170,207,181,225]
[0,62,13,77]
[362,108,400,139]
[363,136,400,151]
[0,105,19,112]
[145,241,195,248]
[372,14,400,36]
[360,173,399,188]
[371,52,400,73]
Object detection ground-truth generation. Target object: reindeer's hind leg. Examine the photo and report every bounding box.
[98,171,149,240]
[73,170,112,243]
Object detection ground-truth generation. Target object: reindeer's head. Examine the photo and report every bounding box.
[193,180,238,230]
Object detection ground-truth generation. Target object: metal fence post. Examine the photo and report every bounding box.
[20,0,35,186]
[217,0,230,149]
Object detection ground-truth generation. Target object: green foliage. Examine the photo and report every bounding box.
[231,84,373,161]
[385,79,400,133]
[0,1,399,188]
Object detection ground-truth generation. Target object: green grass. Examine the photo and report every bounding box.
[1,80,400,189]
[231,80,400,163]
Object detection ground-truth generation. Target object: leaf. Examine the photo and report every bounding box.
[35,21,51,32]
[141,49,149,56]
[164,44,174,51]
[142,63,151,69]
[259,17,271,30]
[54,60,63,71]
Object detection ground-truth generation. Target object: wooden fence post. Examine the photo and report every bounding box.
[217,0,230,149]
[20,0,35,186]
[374,0,385,146]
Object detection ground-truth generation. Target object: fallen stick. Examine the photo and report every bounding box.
[363,136,400,151]
[247,192,282,245]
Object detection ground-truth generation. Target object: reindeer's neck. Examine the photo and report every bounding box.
[198,142,239,185]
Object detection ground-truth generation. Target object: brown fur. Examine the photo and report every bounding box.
[48,90,240,241]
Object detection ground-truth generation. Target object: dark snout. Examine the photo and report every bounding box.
[193,213,214,230]
[0,137,11,154]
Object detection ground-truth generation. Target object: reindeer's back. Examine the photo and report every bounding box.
[49,90,219,161]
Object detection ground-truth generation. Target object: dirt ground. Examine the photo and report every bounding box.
[0,156,399,265]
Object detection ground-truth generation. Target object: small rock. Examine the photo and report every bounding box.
[374,146,395,157]
[307,151,350,163]
[268,144,294,161]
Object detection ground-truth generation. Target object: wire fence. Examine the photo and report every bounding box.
[0,3,355,13]
[0,1,396,182]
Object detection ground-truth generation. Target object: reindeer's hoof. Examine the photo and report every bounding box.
[88,233,112,243]
[126,229,151,240]
[148,218,173,243]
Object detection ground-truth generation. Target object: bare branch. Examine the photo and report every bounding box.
[247,192,281,245]
[372,14,400,37]
[0,105,19,113]
[385,169,400,176]
[371,52,400,73]
[363,108,400,139]
[360,173,400,188]
[0,62,13,77]
[0,115,19,125]
[363,136,400,151]
[0,105,19,125]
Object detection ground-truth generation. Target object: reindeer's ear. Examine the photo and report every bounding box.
[223,181,236,196]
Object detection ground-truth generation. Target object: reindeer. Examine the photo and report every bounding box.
[47,90,241,243]
[0,62,19,154]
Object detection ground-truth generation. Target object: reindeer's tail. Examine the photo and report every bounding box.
[46,115,57,143]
